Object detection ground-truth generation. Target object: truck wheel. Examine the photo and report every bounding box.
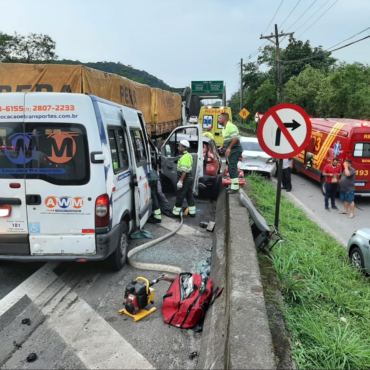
[321,178,326,196]
[105,221,128,271]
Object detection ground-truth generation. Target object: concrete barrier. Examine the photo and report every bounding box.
[197,185,228,369]
[197,189,276,369]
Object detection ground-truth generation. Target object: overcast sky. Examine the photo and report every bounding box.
[2,0,370,98]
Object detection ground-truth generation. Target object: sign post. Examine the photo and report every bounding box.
[257,103,312,229]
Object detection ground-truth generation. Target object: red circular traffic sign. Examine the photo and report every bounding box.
[257,103,312,159]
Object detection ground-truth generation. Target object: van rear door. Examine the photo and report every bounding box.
[0,93,29,254]
[121,109,151,229]
[23,93,102,256]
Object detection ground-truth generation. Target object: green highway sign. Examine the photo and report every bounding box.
[191,81,224,94]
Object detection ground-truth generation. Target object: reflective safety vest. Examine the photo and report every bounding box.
[222,121,242,152]
[203,131,215,140]
[177,151,193,178]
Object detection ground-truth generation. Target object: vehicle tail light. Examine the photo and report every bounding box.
[0,206,11,218]
[95,194,109,227]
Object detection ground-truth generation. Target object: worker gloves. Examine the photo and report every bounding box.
[177,181,183,190]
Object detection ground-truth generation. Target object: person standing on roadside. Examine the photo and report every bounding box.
[172,140,196,217]
[323,158,342,211]
[218,113,243,194]
[339,159,356,219]
[282,158,293,192]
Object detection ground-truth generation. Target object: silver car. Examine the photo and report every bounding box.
[347,228,370,273]
[238,137,276,178]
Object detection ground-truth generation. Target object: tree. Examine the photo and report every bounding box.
[4,32,57,63]
[0,32,14,62]
[316,63,370,119]
[284,62,370,119]
[284,65,326,116]
[281,37,336,84]
[228,91,241,121]
[253,80,278,113]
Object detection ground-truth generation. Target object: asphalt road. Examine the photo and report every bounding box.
[0,194,215,369]
[281,171,370,246]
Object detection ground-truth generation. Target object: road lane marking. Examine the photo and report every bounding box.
[0,262,154,369]
[47,291,154,369]
[0,262,59,316]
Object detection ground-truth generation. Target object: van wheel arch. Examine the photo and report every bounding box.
[105,220,128,271]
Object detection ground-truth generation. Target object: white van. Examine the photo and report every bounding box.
[0,92,155,270]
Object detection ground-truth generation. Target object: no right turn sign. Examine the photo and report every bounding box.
[257,103,312,159]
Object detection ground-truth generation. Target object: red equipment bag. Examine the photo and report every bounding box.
[162,273,213,329]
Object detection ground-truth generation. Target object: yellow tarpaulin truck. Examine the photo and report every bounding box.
[0,63,184,138]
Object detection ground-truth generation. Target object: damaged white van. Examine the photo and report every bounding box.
[0,92,155,270]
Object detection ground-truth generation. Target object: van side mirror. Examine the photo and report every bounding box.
[91,152,106,163]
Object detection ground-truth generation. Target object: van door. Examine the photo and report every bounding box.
[161,124,203,194]
[214,114,223,147]
[121,110,151,229]
[0,93,29,254]
[24,93,101,256]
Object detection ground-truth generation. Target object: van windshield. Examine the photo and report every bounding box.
[0,122,89,185]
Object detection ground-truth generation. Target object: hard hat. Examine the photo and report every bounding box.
[179,140,190,148]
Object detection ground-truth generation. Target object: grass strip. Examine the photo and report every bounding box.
[246,174,370,370]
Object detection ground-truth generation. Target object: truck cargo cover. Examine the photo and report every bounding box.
[0,63,182,129]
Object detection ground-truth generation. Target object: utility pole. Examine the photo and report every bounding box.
[240,58,243,114]
[260,24,294,229]
[260,24,293,104]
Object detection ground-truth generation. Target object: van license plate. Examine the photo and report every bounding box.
[248,167,259,171]
[0,206,11,217]
[356,182,365,186]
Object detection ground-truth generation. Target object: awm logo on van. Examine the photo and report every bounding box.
[47,132,79,164]
[5,132,39,164]
[45,196,84,212]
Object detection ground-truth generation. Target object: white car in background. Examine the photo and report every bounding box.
[238,137,276,178]
[189,116,198,124]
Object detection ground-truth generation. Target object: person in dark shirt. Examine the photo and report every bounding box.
[339,159,356,219]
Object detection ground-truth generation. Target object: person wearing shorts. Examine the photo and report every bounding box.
[339,159,356,219]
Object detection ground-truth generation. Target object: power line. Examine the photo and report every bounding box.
[279,0,317,44]
[247,40,269,60]
[262,0,285,35]
[326,26,370,51]
[281,34,370,64]
[294,0,331,33]
[285,0,317,32]
[280,0,302,29]
[298,0,338,38]
[247,0,300,62]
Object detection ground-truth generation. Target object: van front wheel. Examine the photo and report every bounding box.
[105,221,128,271]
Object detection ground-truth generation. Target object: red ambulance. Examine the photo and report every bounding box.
[293,118,370,196]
